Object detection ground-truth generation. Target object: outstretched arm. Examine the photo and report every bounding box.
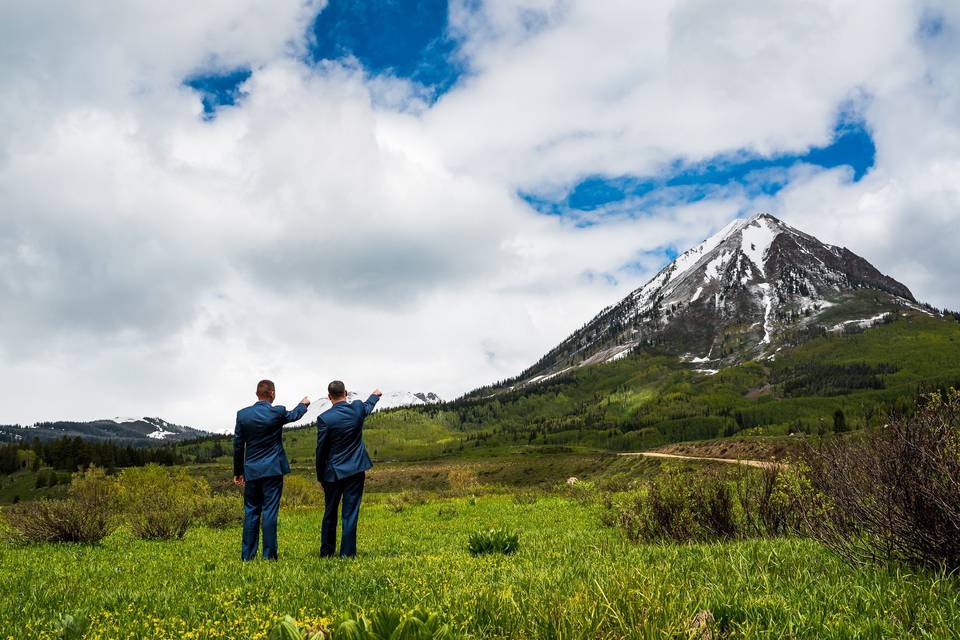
[361,388,382,416]
[284,397,311,423]
[232,413,245,485]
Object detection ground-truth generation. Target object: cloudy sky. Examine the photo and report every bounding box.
[2,1,958,431]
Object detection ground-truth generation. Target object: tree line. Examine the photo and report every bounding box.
[0,436,184,475]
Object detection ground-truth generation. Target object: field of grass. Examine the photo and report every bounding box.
[3,491,959,639]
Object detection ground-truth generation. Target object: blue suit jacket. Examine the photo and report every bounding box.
[234,400,308,481]
[315,395,379,483]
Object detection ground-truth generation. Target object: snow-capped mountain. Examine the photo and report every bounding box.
[294,390,443,425]
[514,213,921,384]
[0,417,211,445]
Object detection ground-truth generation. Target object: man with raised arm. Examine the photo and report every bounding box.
[315,380,381,558]
[233,379,310,561]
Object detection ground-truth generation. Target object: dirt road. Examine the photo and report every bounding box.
[620,450,779,468]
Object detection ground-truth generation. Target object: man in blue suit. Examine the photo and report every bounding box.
[234,379,310,561]
[315,380,381,558]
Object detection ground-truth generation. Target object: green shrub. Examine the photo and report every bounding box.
[3,466,118,543]
[607,467,807,544]
[281,475,322,508]
[607,473,730,543]
[561,478,597,504]
[195,495,241,529]
[468,528,520,556]
[735,464,810,537]
[119,465,205,540]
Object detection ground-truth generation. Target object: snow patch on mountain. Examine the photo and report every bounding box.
[704,251,732,281]
[668,218,743,284]
[829,312,892,332]
[740,215,780,276]
[757,283,774,345]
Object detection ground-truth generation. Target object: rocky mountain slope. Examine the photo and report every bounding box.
[512,213,925,386]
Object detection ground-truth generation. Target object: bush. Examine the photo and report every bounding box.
[561,478,597,504]
[735,464,810,537]
[468,528,520,556]
[804,390,960,570]
[4,466,118,543]
[195,495,241,529]
[119,465,205,540]
[281,475,322,508]
[606,467,805,544]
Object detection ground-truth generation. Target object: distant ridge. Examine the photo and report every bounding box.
[0,417,211,446]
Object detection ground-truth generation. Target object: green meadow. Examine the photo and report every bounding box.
[4,491,960,639]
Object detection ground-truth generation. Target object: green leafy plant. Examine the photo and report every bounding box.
[334,607,452,639]
[468,528,520,556]
[268,615,326,640]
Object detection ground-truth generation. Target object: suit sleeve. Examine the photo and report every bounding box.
[232,412,244,477]
[283,402,309,423]
[315,417,329,482]
[361,394,380,417]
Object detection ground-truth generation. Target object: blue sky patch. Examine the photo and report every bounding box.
[521,114,876,216]
[183,68,252,119]
[308,0,462,98]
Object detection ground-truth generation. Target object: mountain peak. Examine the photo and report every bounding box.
[512,214,917,384]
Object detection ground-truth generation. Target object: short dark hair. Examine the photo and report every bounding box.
[256,379,275,399]
[328,380,346,398]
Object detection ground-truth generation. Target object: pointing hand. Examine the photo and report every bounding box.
[301,396,311,407]
[372,388,383,397]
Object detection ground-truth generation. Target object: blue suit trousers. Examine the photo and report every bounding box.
[321,471,365,558]
[242,475,283,560]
